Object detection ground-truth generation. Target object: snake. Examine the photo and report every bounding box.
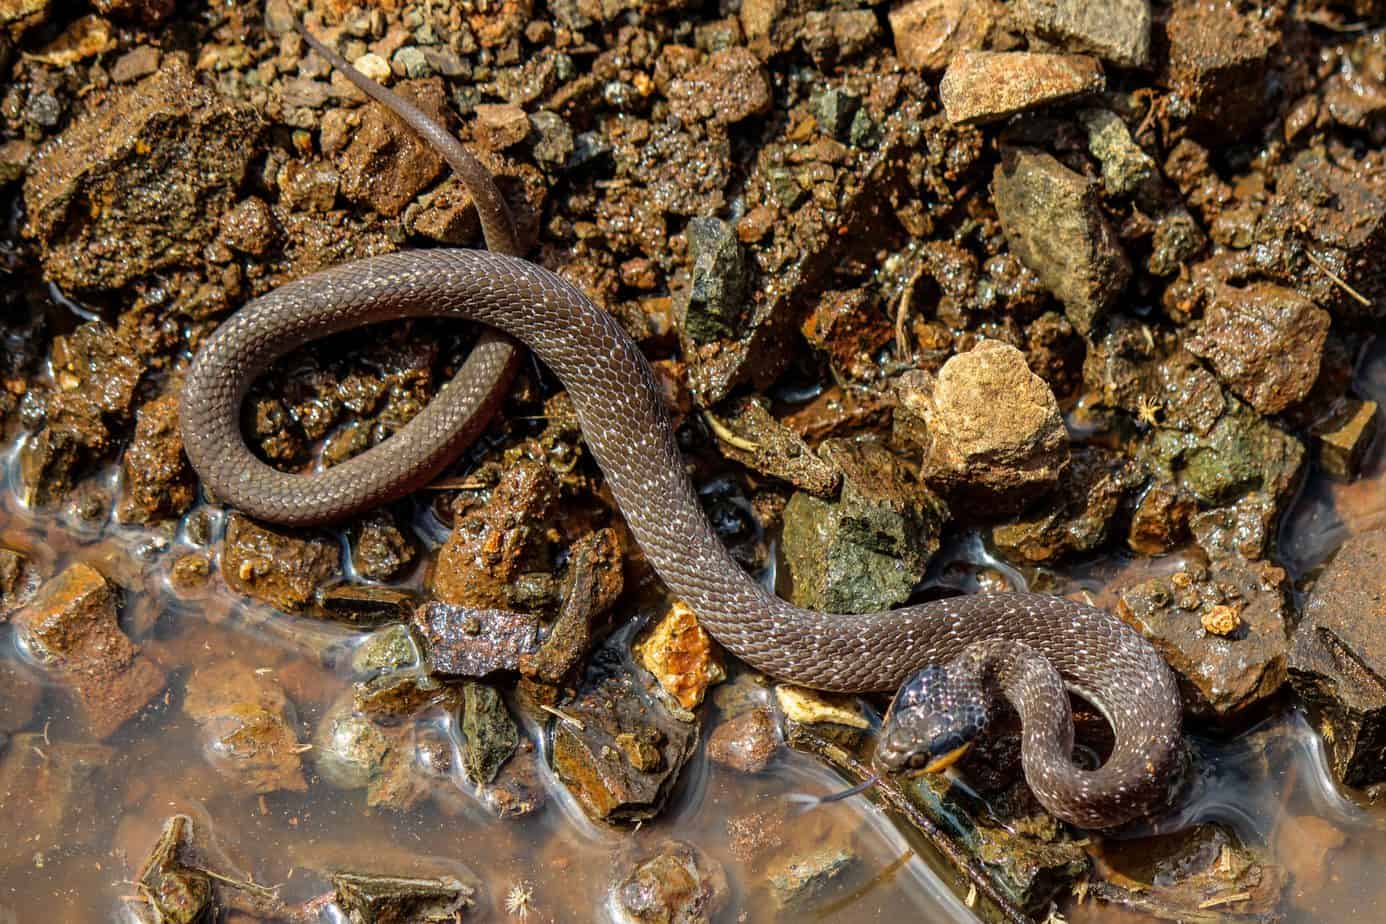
[179,18,1183,829]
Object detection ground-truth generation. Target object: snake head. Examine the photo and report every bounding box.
[876,664,988,777]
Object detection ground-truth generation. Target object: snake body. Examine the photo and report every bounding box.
[178,20,1183,828]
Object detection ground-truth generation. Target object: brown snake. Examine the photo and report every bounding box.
[179,18,1183,828]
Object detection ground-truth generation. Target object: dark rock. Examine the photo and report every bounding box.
[12,563,165,739]
[940,51,1103,125]
[339,78,448,217]
[799,288,894,379]
[707,707,779,773]
[353,669,456,721]
[221,514,341,614]
[800,10,881,68]
[1014,0,1150,67]
[889,0,1004,72]
[1079,108,1155,196]
[519,528,624,685]
[118,394,196,524]
[781,438,948,614]
[991,446,1138,564]
[1142,398,1304,507]
[1289,530,1386,787]
[415,603,540,678]
[766,846,859,911]
[1162,0,1278,143]
[550,648,699,823]
[706,396,840,497]
[994,147,1130,334]
[132,815,211,924]
[349,512,417,582]
[1127,480,1197,556]
[1186,283,1331,415]
[1190,492,1277,561]
[613,840,729,924]
[676,217,748,344]
[916,340,1070,515]
[667,47,772,126]
[182,660,307,793]
[319,584,417,626]
[17,424,83,507]
[277,159,341,212]
[1084,324,1224,435]
[218,196,278,255]
[24,57,262,292]
[0,657,42,734]
[1314,399,1379,481]
[1117,557,1290,721]
[460,682,518,784]
[811,88,860,141]
[331,873,473,923]
[528,110,574,168]
[92,0,173,25]
[0,547,40,620]
[478,740,547,818]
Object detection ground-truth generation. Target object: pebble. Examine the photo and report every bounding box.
[1012,0,1150,68]
[939,50,1104,125]
[889,0,1003,72]
[353,51,391,82]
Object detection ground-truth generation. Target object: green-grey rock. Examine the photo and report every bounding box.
[461,682,518,784]
[1142,398,1304,506]
[677,217,748,343]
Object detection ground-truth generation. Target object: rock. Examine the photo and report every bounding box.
[799,288,894,379]
[706,707,779,773]
[182,660,307,793]
[528,110,574,168]
[415,603,540,677]
[767,846,859,911]
[91,0,172,24]
[479,740,547,819]
[1289,530,1386,787]
[331,873,473,923]
[612,840,729,924]
[24,57,261,292]
[313,698,429,810]
[994,147,1131,334]
[1190,492,1277,561]
[991,446,1138,563]
[460,682,518,784]
[1116,557,1290,721]
[0,547,40,620]
[12,563,165,739]
[917,340,1069,514]
[781,439,948,614]
[353,667,456,722]
[1078,108,1155,197]
[705,397,841,497]
[0,0,49,37]
[800,10,881,68]
[319,584,418,627]
[774,685,869,750]
[348,513,416,582]
[1162,0,1278,142]
[519,528,624,685]
[1142,398,1304,507]
[634,602,725,710]
[110,45,160,82]
[676,217,749,344]
[132,815,212,924]
[0,657,42,734]
[218,196,278,255]
[277,159,341,212]
[1127,480,1197,556]
[888,0,1004,72]
[0,734,113,867]
[472,102,530,150]
[550,647,699,823]
[339,78,448,217]
[1013,0,1150,67]
[810,88,860,141]
[667,47,772,126]
[1186,283,1331,415]
[117,394,195,524]
[221,514,341,614]
[432,461,558,608]
[351,625,421,676]
[1314,399,1379,481]
[939,51,1103,125]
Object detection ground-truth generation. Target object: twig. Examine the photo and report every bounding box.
[1304,250,1372,307]
[702,411,760,453]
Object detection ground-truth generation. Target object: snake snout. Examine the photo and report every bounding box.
[877,664,988,776]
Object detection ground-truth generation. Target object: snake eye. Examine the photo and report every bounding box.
[907,752,927,770]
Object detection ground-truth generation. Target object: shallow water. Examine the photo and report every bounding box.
[0,336,1383,923]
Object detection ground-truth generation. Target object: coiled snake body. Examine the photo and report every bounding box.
[180,20,1182,829]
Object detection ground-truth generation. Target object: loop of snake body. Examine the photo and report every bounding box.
[179,18,1182,829]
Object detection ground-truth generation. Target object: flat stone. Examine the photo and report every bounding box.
[415,603,540,677]
[888,0,1003,72]
[767,846,859,911]
[1315,399,1379,481]
[940,51,1103,125]
[1013,0,1150,67]
[460,682,518,784]
[994,147,1130,333]
[1079,108,1155,196]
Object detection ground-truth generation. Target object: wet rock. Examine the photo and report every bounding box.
[118,394,196,524]
[92,0,173,25]
[800,288,894,379]
[1013,0,1149,67]
[667,47,772,126]
[1162,0,1278,143]
[0,658,42,734]
[1314,399,1379,481]
[1186,283,1331,415]
[634,602,725,710]
[415,603,540,677]
[432,460,558,608]
[353,668,456,722]
[766,846,859,911]
[221,514,341,614]
[1085,323,1225,435]
[1117,557,1290,721]
[550,647,699,823]
[940,51,1103,125]
[1127,480,1197,556]
[676,217,748,345]
[1142,398,1304,507]
[1289,530,1386,787]
[313,698,429,810]
[707,707,779,773]
[994,147,1131,334]
[0,0,49,37]
[218,196,278,255]
[519,528,624,686]
[478,740,547,818]
[331,872,473,923]
[460,682,518,784]
[24,57,261,292]
[888,0,1004,72]
[110,44,160,83]
[183,660,307,793]
[801,10,881,68]
[339,78,448,216]
[319,584,418,627]
[706,397,840,497]
[349,513,416,582]
[0,734,113,867]
[991,445,1138,563]
[277,159,341,212]
[1190,492,1277,561]
[0,547,40,620]
[612,840,729,924]
[1275,814,1346,900]
[774,685,869,751]
[131,815,212,924]
[916,340,1069,515]
[1254,151,1386,322]
[352,624,421,676]
[1079,108,1155,197]
[781,438,948,614]
[13,563,165,739]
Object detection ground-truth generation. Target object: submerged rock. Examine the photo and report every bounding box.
[767,846,860,911]
[183,659,308,794]
[221,514,341,614]
[331,872,473,924]
[612,840,729,924]
[459,682,518,785]
[0,546,40,619]
[0,734,113,867]
[940,51,1103,125]
[130,815,212,924]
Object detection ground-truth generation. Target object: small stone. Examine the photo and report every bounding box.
[613,840,729,924]
[414,603,540,677]
[634,602,725,710]
[528,110,574,167]
[278,159,341,212]
[801,10,881,68]
[460,682,518,784]
[110,45,160,82]
[221,514,341,614]
[939,51,1103,125]
[0,547,41,620]
[767,847,859,911]
[349,513,416,582]
[994,147,1131,334]
[1186,283,1331,415]
[331,873,473,923]
[992,446,1139,563]
[218,196,278,254]
[1202,604,1241,637]
[667,46,772,126]
[888,0,1003,72]
[1143,399,1304,507]
[1127,480,1197,556]
[1078,108,1155,197]
[117,394,195,524]
[1315,400,1379,481]
[183,660,307,793]
[351,624,420,676]
[775,684,868,751]
[473,103,530,150]
[676,217,748,344]
[706,707,779,773]
[1013,0,1150,67]
[811,88,860,140]
[1190,493,1277,561]
[707,397,841,497]
[392,45,432,78]
[800,288,894,379]
[339,78,447,217]
[1163,0,1278,142]
[353,52,391,82]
